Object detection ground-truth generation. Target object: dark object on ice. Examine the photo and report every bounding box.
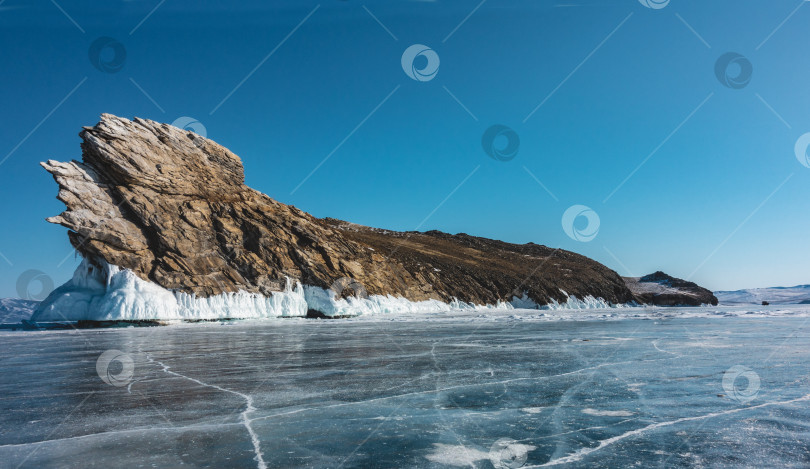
[306,309,351,319]
[306,309,329,319]
[800,300,810,305]
[762,301,770,306]
[623,271,718,307]
[39,114,639,314]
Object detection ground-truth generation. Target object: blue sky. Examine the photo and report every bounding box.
[1,0,809,298]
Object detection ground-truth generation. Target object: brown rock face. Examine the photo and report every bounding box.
[43,114,637,311]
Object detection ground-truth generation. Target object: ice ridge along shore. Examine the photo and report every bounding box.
[31,258,620,321]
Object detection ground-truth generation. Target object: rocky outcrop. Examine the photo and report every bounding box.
[624,271,718,306]
[40,114,638,317]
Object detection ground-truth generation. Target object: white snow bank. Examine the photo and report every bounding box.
[546,291,616,310]
[302,286,508,317]
[31,258,309,321]
[509,293,541,309]
[31,259,522,321]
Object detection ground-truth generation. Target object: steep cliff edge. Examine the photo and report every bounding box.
[36,114,637,320]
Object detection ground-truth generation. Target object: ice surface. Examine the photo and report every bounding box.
[715,284,810,305]
[424,443,491,466]
[31,259,628,322]
[3,308,810,467]
[582,408,635,417]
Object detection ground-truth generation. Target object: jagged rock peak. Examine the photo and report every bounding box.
[42,114,638,311]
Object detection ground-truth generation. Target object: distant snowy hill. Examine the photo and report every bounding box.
[715,285,810,305]
[0,298,38,323]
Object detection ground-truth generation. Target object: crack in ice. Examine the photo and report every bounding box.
[145,353,267,469]
[426,341,488,469]
[652,339,681,357]
[513,418,639,443]
[0,422,244,449]
[527,393,810,467]
[249,356,682,423]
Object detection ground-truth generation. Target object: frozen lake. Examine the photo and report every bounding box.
[2,306,810,468]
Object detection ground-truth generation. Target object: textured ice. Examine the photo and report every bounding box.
[424,443,491,466]
[582,408,635,417]
[3,312,810,467]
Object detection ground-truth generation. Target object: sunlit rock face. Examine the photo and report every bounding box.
[38,114,638,319]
